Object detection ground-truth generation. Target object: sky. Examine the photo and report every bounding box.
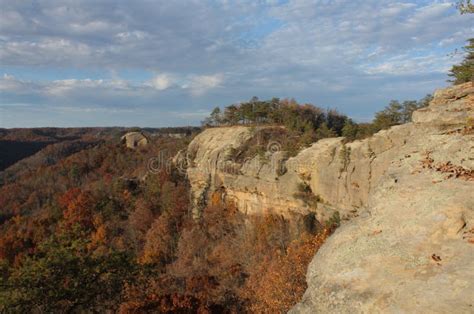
[0,0,472,128]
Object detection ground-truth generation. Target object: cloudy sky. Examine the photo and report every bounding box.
[0,0,472,128]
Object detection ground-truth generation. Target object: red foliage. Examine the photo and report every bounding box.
[59,188,94,230]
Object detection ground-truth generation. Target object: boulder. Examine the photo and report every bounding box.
[121,132,149,149]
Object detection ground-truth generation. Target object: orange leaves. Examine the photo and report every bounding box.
[210,191,223,206]
[243,228,332,313]
[140,212,178,265]
[122,189,132,202]
[128,199,154,237]
[88,216,107,251]
[59,188,94,230]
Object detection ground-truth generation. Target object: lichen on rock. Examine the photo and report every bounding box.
[290,82,474,313]
[179,83,474,313]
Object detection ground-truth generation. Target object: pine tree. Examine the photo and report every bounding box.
[448,38,474,85]
[457,0,474,14]
[210,107,222,126]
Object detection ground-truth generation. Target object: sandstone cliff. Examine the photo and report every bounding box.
[181,125,308,219]
[180,82,474,312]
[290,82,474,313]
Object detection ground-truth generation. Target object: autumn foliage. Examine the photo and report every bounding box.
[0,134,334,312]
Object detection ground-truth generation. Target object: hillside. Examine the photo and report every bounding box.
[0,127,200,172]
[0,125,326,312]
[179,82,473,312]
[0,83,472,312]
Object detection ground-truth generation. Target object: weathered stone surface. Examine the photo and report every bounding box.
[412,82,473,125]
[121,132,149,149]
[291,83,474,313]
[184,126,309,219]
[181,83,474,313]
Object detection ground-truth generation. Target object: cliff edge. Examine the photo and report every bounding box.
[180,82,473,312]
[291,82,473,313]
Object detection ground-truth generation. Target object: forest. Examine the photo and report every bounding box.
[0,131,337,312]
[0,90,452,313]
[202,94,432,156]
[0,30,471,312]
[0,90,431,312]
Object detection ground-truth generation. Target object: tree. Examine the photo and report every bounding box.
[128,199,154,247]
[201,116,213,127]
[400,95,432,123]
[373,100,403,131]
[448,38,474,85]
[58,188,95,231]
[401,100,418,123]
[449,2,473,84]
[0,232,137,312]
[342,119,360,141]
[315,123,336,140]
[326,109,347,135]
[457,0,474,13]
[241,228,332,313]
[267,98,282,124]
[254,100,271,124]
[141,212,178,265]
[240,101,256,124]
[210,107,222,126]
[223,105,240,125]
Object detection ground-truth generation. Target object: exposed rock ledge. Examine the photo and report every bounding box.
[291,82,474,313]
[180,82,473,312]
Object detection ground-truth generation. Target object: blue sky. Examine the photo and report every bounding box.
[0,0,472,128]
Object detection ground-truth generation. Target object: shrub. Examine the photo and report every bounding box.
[294,182,321,208]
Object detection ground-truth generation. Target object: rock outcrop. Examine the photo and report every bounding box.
[121,132,149,149]
[184,126,307,219]
[291,82,474,313]
[182,82,473,312]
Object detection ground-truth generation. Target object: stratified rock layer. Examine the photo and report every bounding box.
[184,126,306,219]
[291,83,474,313]
[182,82,473,313]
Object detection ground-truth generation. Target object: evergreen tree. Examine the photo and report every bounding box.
[341,119,360,141]
[457,0,474,14]
[448,38,474,85]
[373,100,403,131]
[401,100,418,123]
[210,107,222,126]
[223,105,240,125]
[315,123,336,140]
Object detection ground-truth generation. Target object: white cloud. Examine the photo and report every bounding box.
[69,20,117,35]
[0,38,94,67]
[0,0,472,127]
[169,110,210,119]
[362,53,463,76]
[379,2,417,17]
[115,31,149,42]
[0,74,21,91]
[187,74,224,96]
[0,74,42,94]
[55,106,136,114]
[45,78,132,96]
[147,74,173,90]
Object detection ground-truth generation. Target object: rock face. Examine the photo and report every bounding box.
[184,126,307,219]
[121,132,149,149]
[182,82,473,312]
[291,82,474,313]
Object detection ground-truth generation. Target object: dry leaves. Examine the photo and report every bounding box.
[421,152,474,181]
